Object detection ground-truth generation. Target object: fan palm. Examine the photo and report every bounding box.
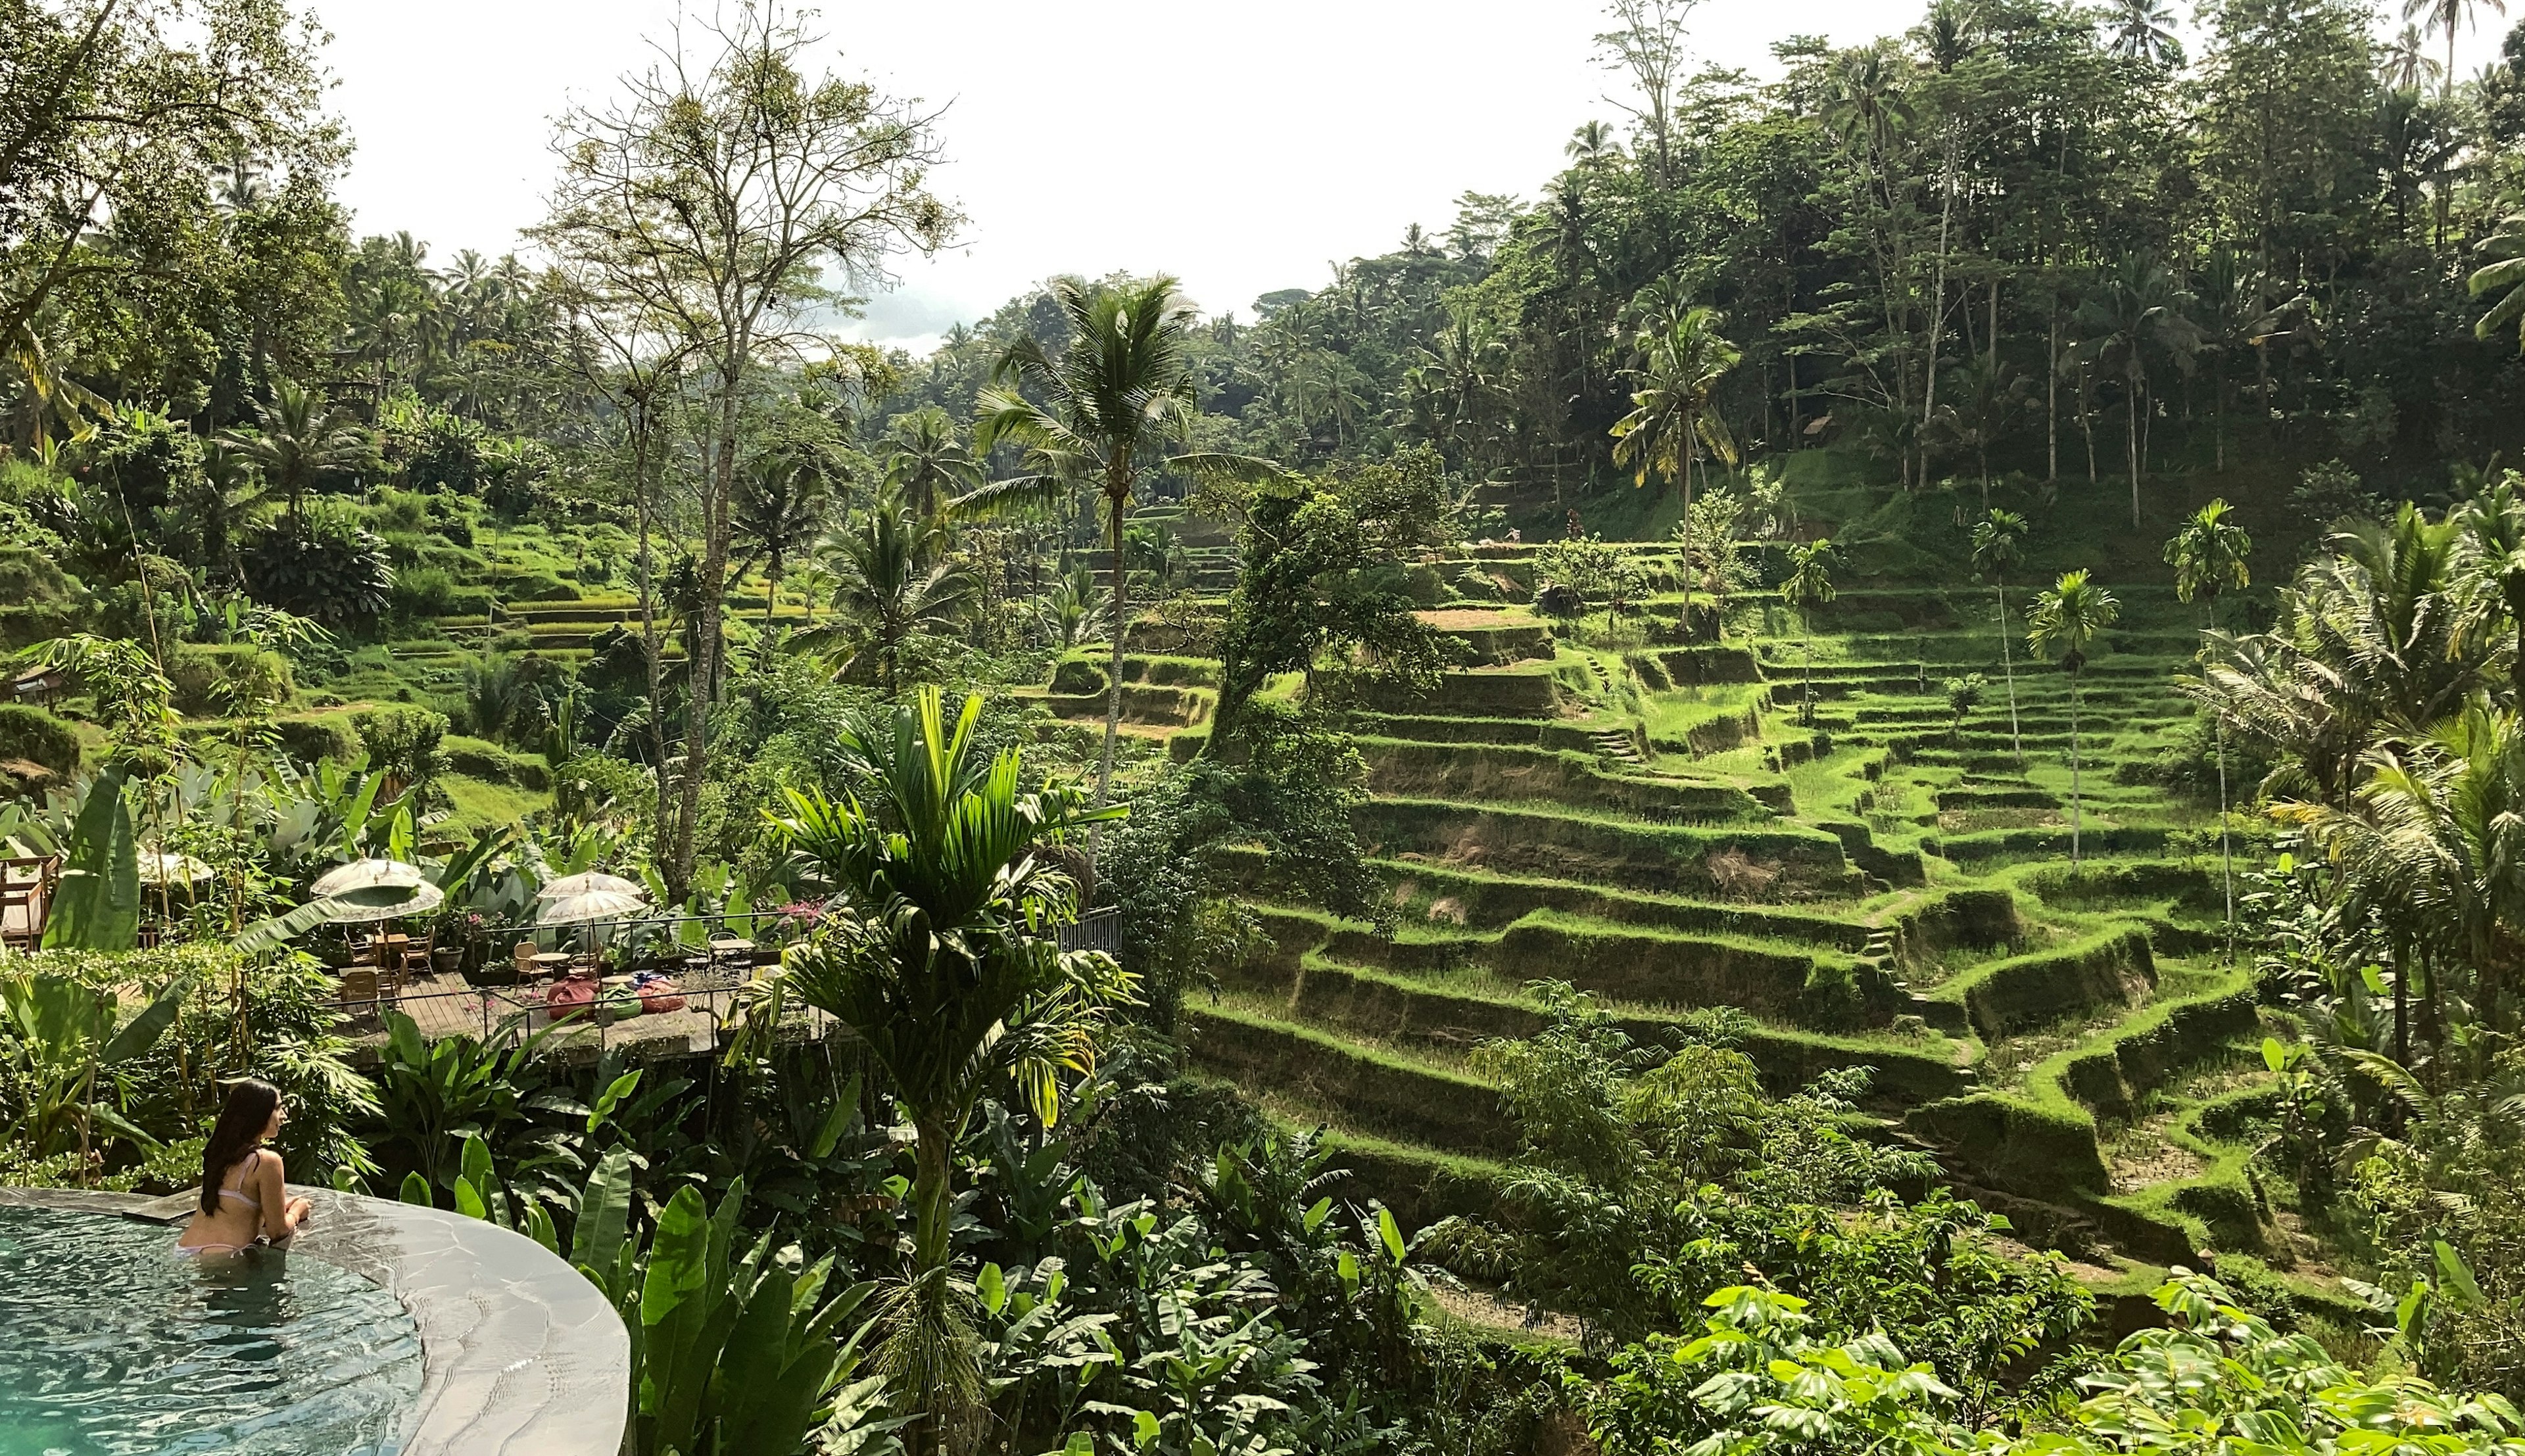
[881,406,984,519]
[2166,500,2253,955]
[225,381,372,526]
[1971,509,2029,766]
[1781,538,1838,725]
[1610,306,1740,513]
[769,688,1128,1455]
[801,493,973,696]
[2029,569,2122,869]
[973,275,1281,828]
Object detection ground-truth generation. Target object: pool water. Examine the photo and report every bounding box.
[0,1206,422,1455]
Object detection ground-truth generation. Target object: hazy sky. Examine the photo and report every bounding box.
[312,1,2513,352]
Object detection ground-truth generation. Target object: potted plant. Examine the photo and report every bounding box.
[451,911,516,986]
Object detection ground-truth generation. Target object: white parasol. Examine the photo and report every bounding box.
[538,872,646,902]
[312,858,426,898]
[139,851,214,885]
[316,880,445,925]
[537,888,650,926]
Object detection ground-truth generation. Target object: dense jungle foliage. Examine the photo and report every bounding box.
[22,1,2525,1453]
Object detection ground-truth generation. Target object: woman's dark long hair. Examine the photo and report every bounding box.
[199,1079,281,1217]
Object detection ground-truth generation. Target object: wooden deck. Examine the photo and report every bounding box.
[340,962,837,1065]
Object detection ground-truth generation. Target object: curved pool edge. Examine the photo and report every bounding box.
[0,1186,628,1456]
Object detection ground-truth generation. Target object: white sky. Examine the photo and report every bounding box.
[312,1,2513,352]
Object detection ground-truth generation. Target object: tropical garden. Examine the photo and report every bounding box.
[20,0,2525,1452]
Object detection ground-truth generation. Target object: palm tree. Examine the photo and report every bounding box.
[2165,500,2253,956]
[2075,256,2201,530]
[2472,214,2525,353]
[2029,569,2122,870]
[2302,706,2525,1058]
[226,381,371,526]
[1938,357,2031,507]
[974,275,1280,832]
[804,493,973,696]
[2455,475,2525,703]
[771,688,1125,1456]
[2105,0,2182,64]
[882,406,984,519]
[1610,306,1740,514]
[2408,0,2505,100]
[733,452,834,644]
[1971,509,2029,766]
[1567,119,1623,164]
[2384,23,2447,91]
[1781,538,1838,726]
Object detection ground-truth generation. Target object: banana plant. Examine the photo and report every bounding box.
[41,769,139,952]
[0,970,185,1161]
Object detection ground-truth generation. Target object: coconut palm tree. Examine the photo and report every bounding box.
[2384,23,2447,91]
[2165,500,2253,956]
[2105,0,2182,64]
[2455,475,2525,703]
[1781,538,1838,726]
[2408,0,2505,100]
[974,275,1280,834]
[733,452,834,644]
[802,493,973,696]
[1610,306,1740,514]
[2075,256,2202,530]
[1971,509,2029,766]
[2029,570,2121,869]
[882,406,984,519]
[771,688,1126,1456]
[226,381,372,527]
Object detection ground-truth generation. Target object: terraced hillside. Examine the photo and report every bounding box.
[1055,515,2318,1302]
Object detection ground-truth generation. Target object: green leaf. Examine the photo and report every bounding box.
[398,1171,433,1208]
[1133,1410,1161,1449]
[1337,1250,1359,1298]
[1303,1197,1331,1233]
[978,1261,1007,1317]
[100,977,185,1064]
[571,1146,635,1271]
[1378,1206,1406,1265]
[590,1069,642,1136]
[41,770,137,952]
[2436,1242,2486,1311]
[453,1175,488,1221]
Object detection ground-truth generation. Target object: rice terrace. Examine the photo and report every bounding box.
[2,1,2524,1453]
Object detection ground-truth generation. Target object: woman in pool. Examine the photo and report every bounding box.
[178,1078,313,1256]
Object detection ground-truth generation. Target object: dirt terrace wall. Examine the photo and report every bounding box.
[1938,928,2157,1039]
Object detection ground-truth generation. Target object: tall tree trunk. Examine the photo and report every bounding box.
[2047,306,2059,482]
[630,399,675,845]
[1092,471,1130,872]
[2125,364,2143,530]
[669,347,747,904]
[1996,580,2021,766]
[2069,667,2083,870]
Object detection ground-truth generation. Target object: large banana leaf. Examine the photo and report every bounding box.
[41,770,137,952]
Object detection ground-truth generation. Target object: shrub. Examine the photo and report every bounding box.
[274,712,362,764]
[0,704,82,774]
[0,546,72,604]
[391,565,460,622]
[352,705,449,791]
[243,504,394,624]
[166,643,292,716]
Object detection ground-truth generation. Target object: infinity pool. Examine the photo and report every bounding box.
[0,1204,422,1455]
